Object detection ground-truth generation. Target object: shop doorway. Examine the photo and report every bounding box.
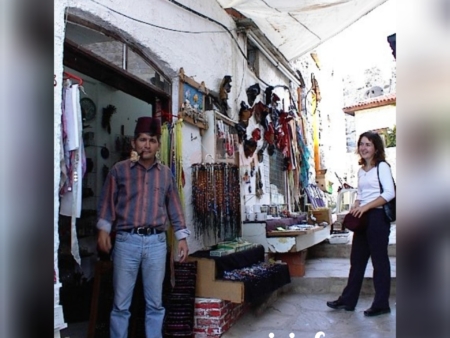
[58,17,173,325]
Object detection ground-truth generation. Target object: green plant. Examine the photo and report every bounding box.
[385,125,396,147]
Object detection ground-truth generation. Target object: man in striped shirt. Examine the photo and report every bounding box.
[96,116,190,338]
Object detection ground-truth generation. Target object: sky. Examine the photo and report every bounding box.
[317,0,396,79]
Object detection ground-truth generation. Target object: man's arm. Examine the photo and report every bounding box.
[96,170,118,253]
[177,239,189,262]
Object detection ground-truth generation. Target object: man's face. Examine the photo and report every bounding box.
[132,133,160,161]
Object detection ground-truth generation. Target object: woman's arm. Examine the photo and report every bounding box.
[378,162,395,202]
[350,162,395,218]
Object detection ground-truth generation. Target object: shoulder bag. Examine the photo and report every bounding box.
[377,162,396,222]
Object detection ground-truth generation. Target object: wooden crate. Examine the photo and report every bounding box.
[308,208,332,225]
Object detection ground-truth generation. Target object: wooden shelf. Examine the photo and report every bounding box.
[180,113,208,131]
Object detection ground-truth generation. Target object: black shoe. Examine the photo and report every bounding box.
[364,307,391,317]
[326,299,355,311]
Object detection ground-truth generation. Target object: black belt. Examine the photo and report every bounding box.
[120,226,165,236]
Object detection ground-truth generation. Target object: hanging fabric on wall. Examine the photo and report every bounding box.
[59,82,86,266]
[160,123,170,166]
[191,163,241,241]
[296,124,311,190]
[174,120,185,206]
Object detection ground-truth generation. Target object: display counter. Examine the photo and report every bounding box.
[242,220,330,253]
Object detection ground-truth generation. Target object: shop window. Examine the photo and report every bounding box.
[127,48,171,94]
[65,21,171,95]
[247,43,259,76]
[84,41,125,69]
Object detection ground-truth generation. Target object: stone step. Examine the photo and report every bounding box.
[284,257,396,295]
[308,223,396,259]
[308,241,396,259]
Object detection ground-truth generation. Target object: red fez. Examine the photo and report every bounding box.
[134,117,161,136]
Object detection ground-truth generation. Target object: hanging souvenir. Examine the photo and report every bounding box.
[252,101,269,128]
[238,101,252,127]
[243,139,257,158]
[257,141,269,163]
[255,167,263,198]
[101,105,116,134]
[235,122,247,143]
[251,128,261,141]
[191,163,241,240]
[226,131,234,157]
[246,83,261,106]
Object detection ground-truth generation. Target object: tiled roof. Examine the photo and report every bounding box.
[343,93,396,115]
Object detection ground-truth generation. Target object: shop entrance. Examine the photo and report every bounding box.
[58,18,173,326]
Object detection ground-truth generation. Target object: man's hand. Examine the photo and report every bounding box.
[177,239,189,263]
[98,230,112,253]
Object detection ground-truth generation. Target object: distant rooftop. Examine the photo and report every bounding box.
[343,93,396,115]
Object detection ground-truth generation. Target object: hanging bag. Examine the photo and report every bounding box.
[343,212,368,232]
[377,162,396,222]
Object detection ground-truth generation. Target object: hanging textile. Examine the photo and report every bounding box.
[160,123,170,166]
[191,163,241,241]
[296,124,311,190]
[174,120,185,206]
[59,82,86,266]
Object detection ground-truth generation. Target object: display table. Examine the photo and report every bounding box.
[242,221,330,253]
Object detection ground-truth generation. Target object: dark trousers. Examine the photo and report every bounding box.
[340,208,391,309]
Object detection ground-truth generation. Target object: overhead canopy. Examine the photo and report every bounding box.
[218,0,388,62]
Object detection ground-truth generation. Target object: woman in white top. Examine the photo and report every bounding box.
[327,131,395,317]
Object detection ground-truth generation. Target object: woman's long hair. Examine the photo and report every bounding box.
[357,131,387,166]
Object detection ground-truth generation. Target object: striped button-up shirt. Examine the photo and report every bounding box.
[96,159,190,240]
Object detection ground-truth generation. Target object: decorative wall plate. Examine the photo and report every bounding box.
[80,97,97,121]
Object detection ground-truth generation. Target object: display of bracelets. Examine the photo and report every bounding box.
[222,262,278,281]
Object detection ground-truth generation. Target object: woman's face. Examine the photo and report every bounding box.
[358,136,376,163]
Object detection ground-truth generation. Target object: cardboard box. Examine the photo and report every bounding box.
[308,208,332,225]
[316,174,330,192]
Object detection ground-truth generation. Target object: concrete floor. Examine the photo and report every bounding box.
[222,225,397,338]
[60,225,397,337]
[222,293,396,338]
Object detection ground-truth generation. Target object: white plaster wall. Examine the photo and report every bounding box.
[317,65,347,193]
[55,0,295,255]
[354,105,396,137]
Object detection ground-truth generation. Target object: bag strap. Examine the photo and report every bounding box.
[376,162,383,193]
[376,161,396,194]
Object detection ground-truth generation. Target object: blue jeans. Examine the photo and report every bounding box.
[110,231,167,338]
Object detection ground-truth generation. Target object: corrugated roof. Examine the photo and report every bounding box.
[343,93,396,115]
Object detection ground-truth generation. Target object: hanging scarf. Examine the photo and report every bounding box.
[160,123,170,166]
[174,120,185,206]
